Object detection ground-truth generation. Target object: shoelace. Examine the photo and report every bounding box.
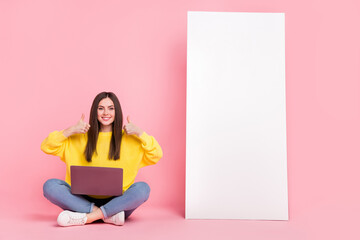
[68,214,86,225]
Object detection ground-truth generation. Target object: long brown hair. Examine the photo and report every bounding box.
[84,92,123,162]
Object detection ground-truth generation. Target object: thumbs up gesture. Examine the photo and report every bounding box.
[123,116,144,137]
[72,113,91,134]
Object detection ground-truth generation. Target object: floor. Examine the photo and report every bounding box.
[0,205,356,240]
[0,206,304,240]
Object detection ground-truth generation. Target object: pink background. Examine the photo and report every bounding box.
[1,0,360,239]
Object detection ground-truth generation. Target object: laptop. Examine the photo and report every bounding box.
[70,166,123,196]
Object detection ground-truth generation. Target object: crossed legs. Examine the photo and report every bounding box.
[43,178,150,224]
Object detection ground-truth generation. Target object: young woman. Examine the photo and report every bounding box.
[41,92,163,227]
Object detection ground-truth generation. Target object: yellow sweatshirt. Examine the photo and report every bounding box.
[40,129,163,199]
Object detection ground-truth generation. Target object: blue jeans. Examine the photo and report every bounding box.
[43,178,150,219]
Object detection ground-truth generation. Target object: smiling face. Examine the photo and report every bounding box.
[97,97,115,132]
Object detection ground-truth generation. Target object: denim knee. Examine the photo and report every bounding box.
[133,182,151,202]
[43,178,67,199]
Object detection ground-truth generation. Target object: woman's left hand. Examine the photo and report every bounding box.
[123,116,144,137]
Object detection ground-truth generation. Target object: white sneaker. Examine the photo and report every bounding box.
[103,211,125,226]
[57,210,87,227]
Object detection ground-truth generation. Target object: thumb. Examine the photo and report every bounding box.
[81,113,85,122]
[127,115,131,123]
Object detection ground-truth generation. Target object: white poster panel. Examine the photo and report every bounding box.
[186,11,288,220]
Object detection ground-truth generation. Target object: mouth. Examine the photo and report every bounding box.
[102,117,111,121]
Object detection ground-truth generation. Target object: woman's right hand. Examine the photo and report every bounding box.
[72,113,91,134]
[63,114,91,137]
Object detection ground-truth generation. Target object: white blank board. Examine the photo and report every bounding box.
[186,11,288,220]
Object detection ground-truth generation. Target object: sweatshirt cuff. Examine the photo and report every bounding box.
[135,131,152,146]
[57,130,69,141]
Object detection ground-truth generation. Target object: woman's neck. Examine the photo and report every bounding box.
[100,125,112,132]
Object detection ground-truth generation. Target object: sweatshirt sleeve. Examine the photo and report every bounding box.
[40,130,68,162]
[135,131,163,168]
